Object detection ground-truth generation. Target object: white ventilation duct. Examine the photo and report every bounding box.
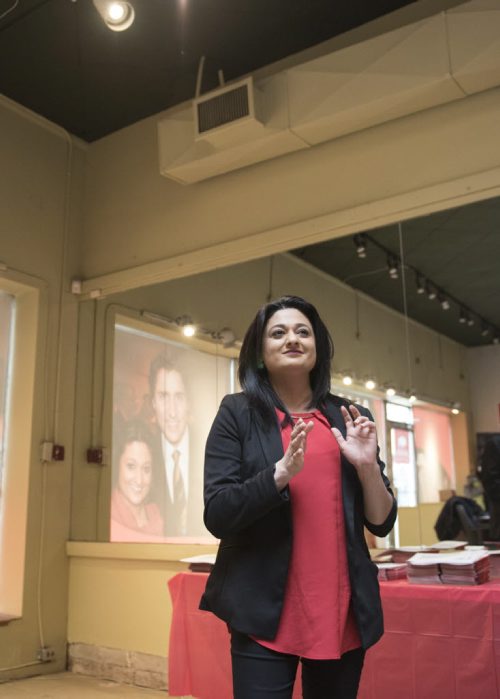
[158,0,500,185]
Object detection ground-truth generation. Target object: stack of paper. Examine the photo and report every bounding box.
[376,562,407,581]
[429,540,467,551]
[406,553,442,584]
[407,551,490,585]
[374,545,432,564]
[487,551,500,579]
[440,551,489,585]
[180,553,216,572]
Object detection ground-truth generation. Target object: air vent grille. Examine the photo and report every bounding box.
[197,85,250,134]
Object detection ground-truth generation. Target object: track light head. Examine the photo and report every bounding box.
[415,274,425,295]
[438,293,450,311]
[176,315,196,337]
[426,282,437,300]
[93,1,135,32]
[215,327,236,348]
[353,234,367,259]
[387,255,399,279]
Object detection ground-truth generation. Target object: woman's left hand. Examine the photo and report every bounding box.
[331,404,378,473]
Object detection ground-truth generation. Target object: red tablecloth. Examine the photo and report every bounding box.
[168,572,500,698]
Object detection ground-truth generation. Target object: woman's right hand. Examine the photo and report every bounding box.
[274,418,314,491]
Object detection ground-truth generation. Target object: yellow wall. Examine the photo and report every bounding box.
[81,86,500,296]
[67,543,218,656]
[398,503,443,546]
[0,98,85,677]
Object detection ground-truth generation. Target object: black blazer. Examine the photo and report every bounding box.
[199,392,397,649]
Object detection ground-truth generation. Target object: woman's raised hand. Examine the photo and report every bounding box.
[274,418,314,490]
[331,404,378,474]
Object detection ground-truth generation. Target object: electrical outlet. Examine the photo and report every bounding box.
[52,444,65,461]
[37,646,55,662]
[87,447,104,464]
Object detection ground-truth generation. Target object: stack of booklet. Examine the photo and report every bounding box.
[407,550,490,585]
[488,550,500,579]
[374,541,467,565]
[180,553,216,572]
[376,562,407,581]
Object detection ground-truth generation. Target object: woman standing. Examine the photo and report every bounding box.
[200,296,397,698]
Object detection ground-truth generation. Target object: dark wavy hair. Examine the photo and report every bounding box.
[112,419,156,494]
[238,295,334,425]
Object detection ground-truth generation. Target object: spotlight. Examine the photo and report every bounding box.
[93,1,135,32]
[467,315,474,327]
[415,274,425,295]
[407,390,417,403]
[365,379,376,390]
[176,315,196,337]
[481,322,490,337]
[216,327,236,348]
[342,374,353,386]
[493,334,500,345]
[451,402,461,415]
[386,387,396,397]
[438,294,450,311]
[353,234,367,259]
[387,256,399,279]
[459,308,467,324]
[426,283,437,300]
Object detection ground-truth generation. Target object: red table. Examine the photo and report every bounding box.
[168,572,500,698]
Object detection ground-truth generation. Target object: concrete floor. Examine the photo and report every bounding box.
[0,673,182,698]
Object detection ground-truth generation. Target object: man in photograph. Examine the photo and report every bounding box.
[149,354,204,537]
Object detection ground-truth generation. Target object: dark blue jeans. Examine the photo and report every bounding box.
[230,629,365,699]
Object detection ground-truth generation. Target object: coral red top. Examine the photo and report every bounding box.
[254,409,360,659]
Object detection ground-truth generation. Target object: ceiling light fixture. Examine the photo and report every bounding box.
[214,327,236,348]
[176,315,196,337]
[438,293,450,311]
[353,234,367,259]
[451,402,461,415]
[364,379,376,390]
[481,322,490,337]
[415,274,425,295]
[426,282,437,300]
[342,374,353,386]
[93,1,135,32]
[459,308,467,324]
[493,334,500,345]
[387,255,399,279]
[385,387,396,397]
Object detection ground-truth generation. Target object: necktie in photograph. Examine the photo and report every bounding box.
[172,449,187,535]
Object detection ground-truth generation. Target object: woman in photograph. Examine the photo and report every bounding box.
[200,295,397,698]
[110,419,165,542]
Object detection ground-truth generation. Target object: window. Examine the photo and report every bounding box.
[413,406,455,503]
[0,280,39,618]
[0,292,14,504]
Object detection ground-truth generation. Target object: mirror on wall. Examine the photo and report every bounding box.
[72,195,500,549]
